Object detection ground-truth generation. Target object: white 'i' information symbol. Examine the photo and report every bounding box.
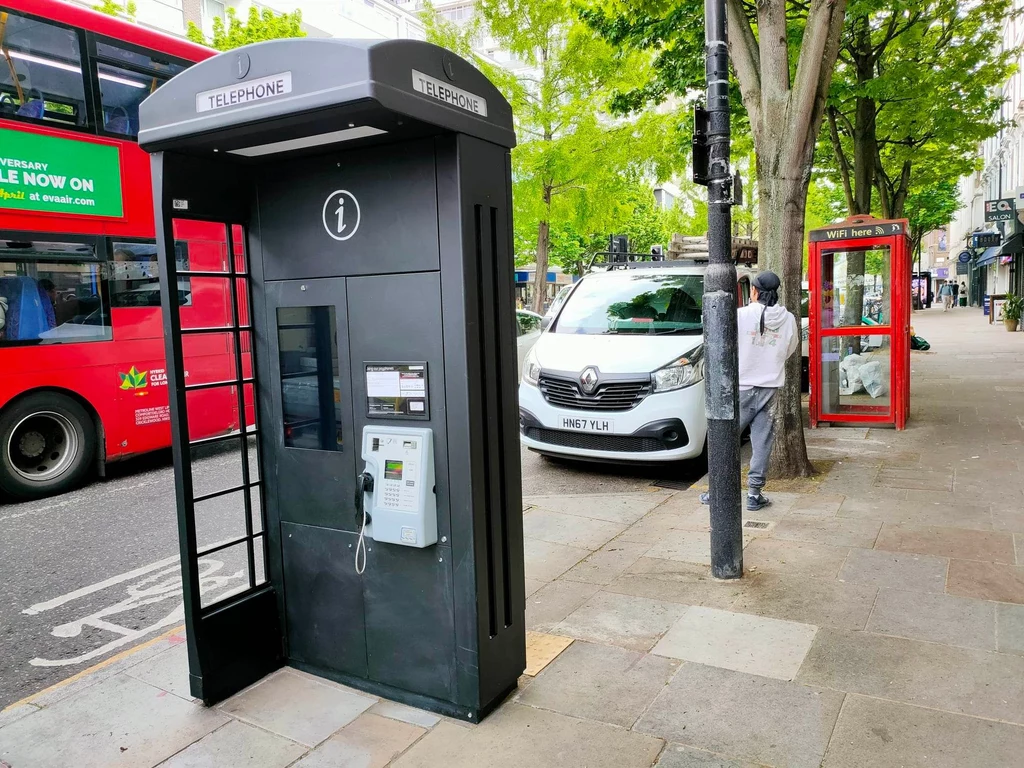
[322,190,361,241]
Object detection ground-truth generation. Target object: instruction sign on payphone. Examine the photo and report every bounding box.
[365,363,428,418]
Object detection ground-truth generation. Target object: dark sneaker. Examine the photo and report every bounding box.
[746,492,772,511]
[699,492,710,505]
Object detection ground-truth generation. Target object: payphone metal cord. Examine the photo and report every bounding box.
[354,471,373,575]
[355,506,368,575]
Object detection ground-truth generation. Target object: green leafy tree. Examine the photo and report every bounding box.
[803,178,846,272]
[424,0,682,312]
[905,180,960,270]
[93,0,137,20]
[820,0,1012,330]
[583,0,849,477]
[187,7,305,51]
[824,0,1011,220]
[542,184,672,276]
[805,178,845,233]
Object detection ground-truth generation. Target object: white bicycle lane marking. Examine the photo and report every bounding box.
[23,555,247,668]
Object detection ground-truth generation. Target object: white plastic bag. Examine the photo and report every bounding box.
[860,361,885,399]
[839,353,865,396]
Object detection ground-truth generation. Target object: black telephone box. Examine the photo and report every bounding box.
[138,38,524,721]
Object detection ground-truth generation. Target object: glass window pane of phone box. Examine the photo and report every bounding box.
[277,306,342,451]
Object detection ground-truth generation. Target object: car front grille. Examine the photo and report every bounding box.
[523,427,664,453]
[538,374,651,411]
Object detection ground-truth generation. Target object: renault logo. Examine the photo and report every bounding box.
[579,367,599,394]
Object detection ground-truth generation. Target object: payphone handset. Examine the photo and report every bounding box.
[355,426,437,573]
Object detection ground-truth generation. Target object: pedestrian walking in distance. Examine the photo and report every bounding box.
[951,281,960,308]
[938,281,954,311]
[702,271,799,511]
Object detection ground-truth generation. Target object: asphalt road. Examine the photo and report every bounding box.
[0,443,704,709]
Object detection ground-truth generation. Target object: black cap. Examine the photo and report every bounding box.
[753,271,781,291]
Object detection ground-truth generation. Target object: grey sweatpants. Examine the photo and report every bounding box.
[739,386,777,495]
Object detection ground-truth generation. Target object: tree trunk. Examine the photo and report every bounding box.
[842,250,866,354]
[852,100,875,215]
[842,61,874,343]
[726,0,847,481]
[531,218,550,314]
[758,170,816,478]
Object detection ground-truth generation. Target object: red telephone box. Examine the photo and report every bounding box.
[808,216,911,430]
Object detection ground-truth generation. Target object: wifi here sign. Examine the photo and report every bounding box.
[0,128,123,218]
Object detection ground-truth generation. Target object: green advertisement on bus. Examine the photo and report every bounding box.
[0,128,124,218]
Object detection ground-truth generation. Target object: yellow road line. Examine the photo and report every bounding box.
[1,624,186,712]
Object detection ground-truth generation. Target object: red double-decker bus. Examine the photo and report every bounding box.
[0,0,250,499]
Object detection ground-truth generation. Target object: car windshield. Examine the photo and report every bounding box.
[554,273,704,335]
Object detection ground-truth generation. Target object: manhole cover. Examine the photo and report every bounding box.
[652,478,696,491]
[744,520,771,530]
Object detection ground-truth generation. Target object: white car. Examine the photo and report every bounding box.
[519,263,755,464]
[516,309,544,378]
[543,284,574,327]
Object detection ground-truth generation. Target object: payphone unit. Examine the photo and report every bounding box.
[359,425,437,549]
[140,38,525,720]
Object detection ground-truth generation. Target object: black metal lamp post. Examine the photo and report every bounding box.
[696,0,743,579]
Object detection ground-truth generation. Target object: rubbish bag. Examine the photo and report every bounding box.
[910,334,930,351]
[860,361,885,398]
[839,353,866,395]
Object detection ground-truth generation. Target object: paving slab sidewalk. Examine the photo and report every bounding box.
[3,308,1023,768]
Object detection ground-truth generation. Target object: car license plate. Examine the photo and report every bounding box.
[561,417,614,433]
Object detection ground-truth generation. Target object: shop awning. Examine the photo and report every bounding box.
[976,246,1001,267]
[998,233,1023,256]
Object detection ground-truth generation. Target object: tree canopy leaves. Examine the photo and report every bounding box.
[424,0,685,308]
[822,0,1014,220]
[186,7,305,51]
[93,0,137,21]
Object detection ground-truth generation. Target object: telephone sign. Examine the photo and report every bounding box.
[984,198,1015,222]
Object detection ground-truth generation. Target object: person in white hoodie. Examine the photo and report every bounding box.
[702,270,799,511]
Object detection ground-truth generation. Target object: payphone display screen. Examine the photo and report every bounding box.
[277,306,343,451]
[384,460,403,480]
[365,363,429,418]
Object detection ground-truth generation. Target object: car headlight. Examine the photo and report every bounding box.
[652,352,704,392]
[523,350,541,385]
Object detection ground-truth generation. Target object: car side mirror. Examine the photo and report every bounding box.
[540,316,552,331]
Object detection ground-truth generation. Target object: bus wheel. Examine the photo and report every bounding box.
[0,393,96,500]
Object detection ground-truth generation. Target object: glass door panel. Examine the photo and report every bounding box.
[820,247,891,329]
[818,245,893,419]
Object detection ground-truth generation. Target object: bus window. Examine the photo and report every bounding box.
[93,41,186,137]
[110,241,191,307]
[0,240,111,345]
[0,10,87,127]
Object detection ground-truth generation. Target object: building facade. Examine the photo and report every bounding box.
[948,0,1024,307]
